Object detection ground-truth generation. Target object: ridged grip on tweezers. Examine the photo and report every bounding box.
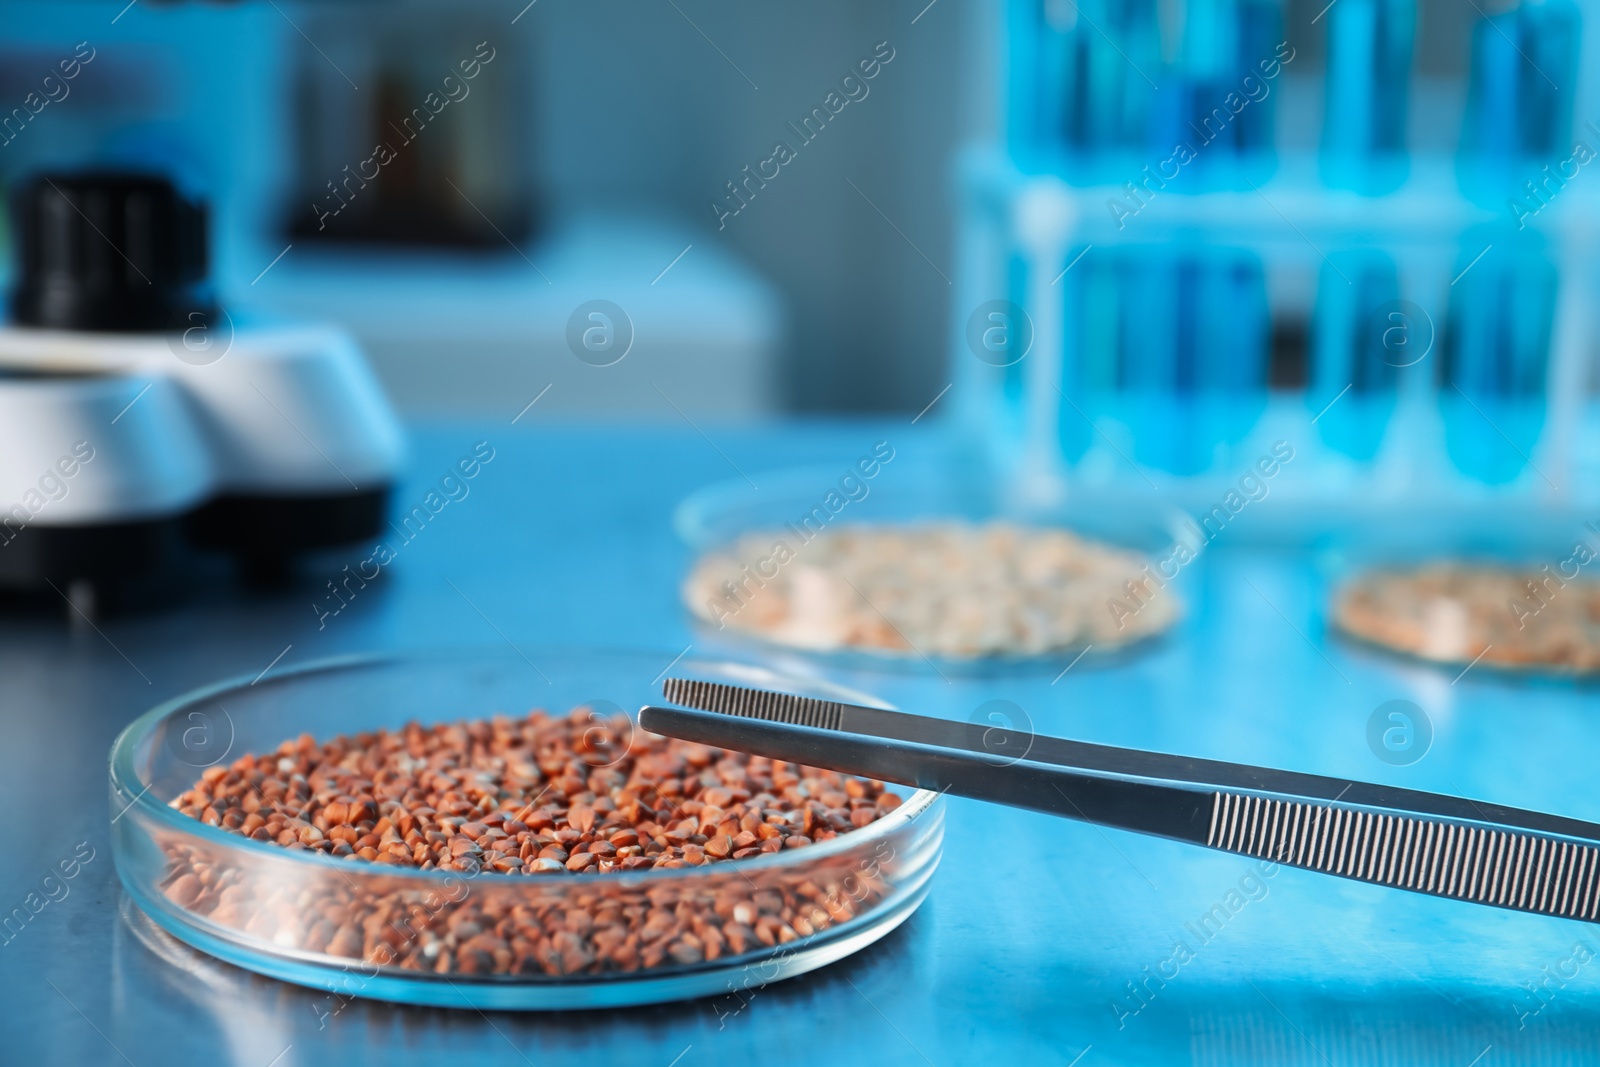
[1207,791,1600,922]
[661,678,847,732]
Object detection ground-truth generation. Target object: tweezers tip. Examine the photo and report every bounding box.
[662,677,846,732]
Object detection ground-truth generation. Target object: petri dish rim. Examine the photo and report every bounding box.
[672,459,1198,672]
[110,644,940,886]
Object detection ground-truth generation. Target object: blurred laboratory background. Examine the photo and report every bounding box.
[0,0,975,416]
[13,4,1600,1060]
[1,0,1597,510]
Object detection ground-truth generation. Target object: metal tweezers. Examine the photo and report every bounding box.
[642,678,1600,924]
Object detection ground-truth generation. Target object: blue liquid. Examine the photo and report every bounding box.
[1059,245,1268,476]
[1321,0,1414,193]
[1154,0,1283,188]
[1438,239,1554,484]
[1060,0,1163,154]
[1458,0,1580,201]
[1020,0,1283,182]
[1018,0,1163,175]
[1003,251,1031,425]
[1058,243,1115,464]
[1310,251,1402,461]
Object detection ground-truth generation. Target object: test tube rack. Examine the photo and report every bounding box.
[953,0,1600,547]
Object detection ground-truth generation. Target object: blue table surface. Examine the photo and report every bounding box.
[3,420,1599,1067]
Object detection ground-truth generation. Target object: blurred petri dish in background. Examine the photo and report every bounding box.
[674,457,1197,676]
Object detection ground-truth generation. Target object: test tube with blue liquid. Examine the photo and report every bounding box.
[1114,247,1187,472]
[1310,251,1403,460]
[1057,244,1118,465]
[1321,0,1414,193]
[1190,248,1270,461]
[1076,243,1267,475]
[1156,0,1282,188]
[1458,0,1580,201]
[1036,0,1163,177]
[1439,240,1555,484]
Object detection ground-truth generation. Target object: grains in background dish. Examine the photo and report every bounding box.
[684,521,1179,658]
[1333,564,1600,673]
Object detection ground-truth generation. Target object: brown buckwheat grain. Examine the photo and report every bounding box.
[159,708,909,978]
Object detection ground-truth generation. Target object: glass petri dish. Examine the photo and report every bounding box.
[109,646,943,1009]
[1305,511,1600,681]
[673,456,1197,674]
[1328,562,1600,682]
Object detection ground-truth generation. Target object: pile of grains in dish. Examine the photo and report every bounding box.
[1334,563,1600,673]
[683,520,1180,658]
[160,708,912,976]
[170,708,903,875]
